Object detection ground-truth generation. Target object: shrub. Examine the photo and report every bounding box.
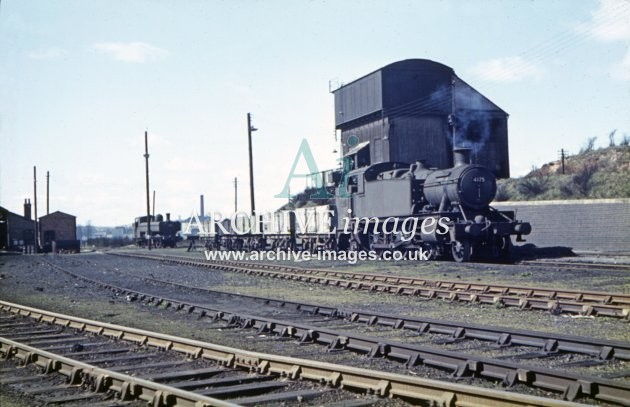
[518,176,549,197]
[573,162,598,196]
[494,184,510,201]
[559,181,576,198]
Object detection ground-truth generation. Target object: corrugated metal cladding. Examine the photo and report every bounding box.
[391,116,453,169]
[334,59,510,178]
[334,70,383,126]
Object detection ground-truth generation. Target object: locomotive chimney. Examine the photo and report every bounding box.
[166,213,171,221]
[24,199,32,220]
[200,195,205,218]
[453,148,472,167]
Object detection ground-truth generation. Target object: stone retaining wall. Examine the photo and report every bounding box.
[493,199,630,253]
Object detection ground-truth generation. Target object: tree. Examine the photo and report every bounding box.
[580,136,597,154]
[609,129,617,147]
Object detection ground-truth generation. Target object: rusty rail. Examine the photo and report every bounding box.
[110,252,630,318]
[0,300,582,407]
[34,261,630,404]
[146,276,630,361]
[44,258,630,361]
[0,337,237,407]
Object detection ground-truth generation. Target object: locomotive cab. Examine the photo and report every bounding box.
[336,162,420,223]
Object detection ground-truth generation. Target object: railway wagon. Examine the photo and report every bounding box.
[200,205,334,252]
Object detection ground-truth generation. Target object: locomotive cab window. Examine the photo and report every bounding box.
[347,174,365,195]
[356,174,364,194]
[347,175,358,194]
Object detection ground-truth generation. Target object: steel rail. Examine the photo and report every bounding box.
[35,262,630,404]
[42,258,630,361]
[0,301,582,407]
[122,252,630,305]
[110,252,630,318]
[142,276,630,361]
[0,337,237,407]
[114,252,630,305]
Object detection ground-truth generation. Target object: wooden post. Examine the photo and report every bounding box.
[144,131,152,250]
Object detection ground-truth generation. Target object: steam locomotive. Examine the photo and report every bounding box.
[333,148,530,261]
[200,148,530,262]
[133,213,181,248]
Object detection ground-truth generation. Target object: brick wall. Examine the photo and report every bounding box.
[493,199,630,252]
[39,212,76,242]
[7,212,36,247]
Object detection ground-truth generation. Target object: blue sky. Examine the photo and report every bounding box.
[1,0,629,226]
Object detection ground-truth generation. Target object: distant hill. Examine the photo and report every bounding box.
[497,145,630,201]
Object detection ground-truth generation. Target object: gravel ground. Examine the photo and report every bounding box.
[102,250,629,341]
[1,251,629,405]
[135,246,630,293]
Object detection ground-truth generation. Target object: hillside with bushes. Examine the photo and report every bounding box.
[278,136,630,206]
[497,139,630,201]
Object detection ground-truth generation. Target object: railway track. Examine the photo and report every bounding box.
[0,300,580,407]
[110,252,630,319]
[145,277,630,362]
[40,258,630,405]
[45,257,630,362]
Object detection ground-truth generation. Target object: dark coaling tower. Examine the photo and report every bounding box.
[333,59,510,178]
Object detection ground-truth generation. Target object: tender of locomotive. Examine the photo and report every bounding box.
[133,213,181,248]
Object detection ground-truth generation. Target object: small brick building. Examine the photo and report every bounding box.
[39,210,79,252]
[0,201,36,251]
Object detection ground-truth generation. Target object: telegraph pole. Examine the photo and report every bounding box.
[247,113,262,234]
[144,131,152,250]
[247,113,257,217]
[558,149,569,174]
[233,177,238,213]
[46,171,50,215]
[33,166,39,252]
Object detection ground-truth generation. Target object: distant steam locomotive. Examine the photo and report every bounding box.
[133,213,181,248]
[198,148,530,262]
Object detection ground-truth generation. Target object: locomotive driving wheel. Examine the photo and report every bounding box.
[349,239,359,252]
[422,243,437,260]
[451,240,471,262]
